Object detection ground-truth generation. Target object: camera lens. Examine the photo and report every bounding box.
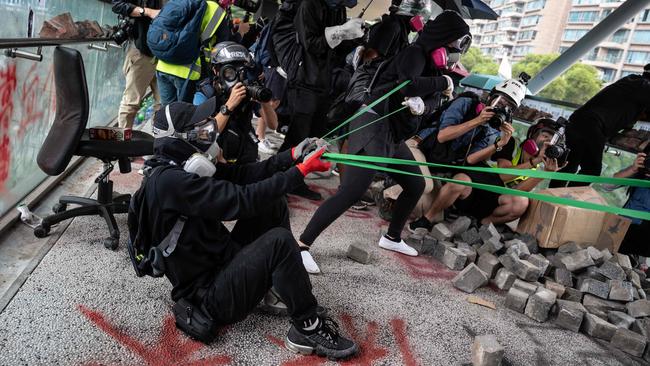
[545,145,564,160]
[246,85,272,102]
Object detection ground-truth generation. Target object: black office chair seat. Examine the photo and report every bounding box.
[76,130,153,159]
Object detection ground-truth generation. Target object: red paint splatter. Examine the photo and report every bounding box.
[343,211,374,220]
[267,335,327,366]
[17,63,45,139]
[339,313,388,366]
[390,319,419,366]
[0,63,17,190]
[78,304,232,366]
[393,253,456,281]
[287,194,312,211]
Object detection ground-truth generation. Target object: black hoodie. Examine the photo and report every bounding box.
[371,11,470,142]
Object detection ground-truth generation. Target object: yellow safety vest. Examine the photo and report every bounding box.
[490,143,541,188]
[156,1,227,80]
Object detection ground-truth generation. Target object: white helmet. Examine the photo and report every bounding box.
[492,73,530,108]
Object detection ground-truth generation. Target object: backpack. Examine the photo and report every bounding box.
[146,0,208,65]
[419,92,484,166]
[254,20,278,69]
[271,0,303,82]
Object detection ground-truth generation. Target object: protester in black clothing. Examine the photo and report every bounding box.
[550,64,650,187]
[276,0,364,200]
[297,11,471,274]
[130,100,358,359]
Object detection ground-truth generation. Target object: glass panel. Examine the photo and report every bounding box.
[0,1,127,215]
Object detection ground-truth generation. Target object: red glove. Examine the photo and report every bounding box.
[296,147,331,176]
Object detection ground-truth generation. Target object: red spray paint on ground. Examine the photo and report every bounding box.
[393,253,457,281]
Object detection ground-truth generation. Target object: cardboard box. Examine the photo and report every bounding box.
[89,127,132,141]
[516,187,631,252]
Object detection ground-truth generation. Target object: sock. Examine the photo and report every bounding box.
[300,246,310,252]
[384,233,401,242]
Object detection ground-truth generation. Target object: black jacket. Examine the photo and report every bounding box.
[136,150,302,301]
[366,13,411,59]
[571,74,650,138]
[111,0,162,56]
[293,0,347,92]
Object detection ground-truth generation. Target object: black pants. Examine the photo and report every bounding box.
[279,87,330,152]
[300,143,425,245]
[549,121,606,188]
[203,199,317,326]
[619,221,650,257]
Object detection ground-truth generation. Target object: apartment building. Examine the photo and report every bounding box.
[470,0,572,62]
[560,0,650,83]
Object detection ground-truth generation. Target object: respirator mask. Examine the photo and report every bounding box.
[218,63,273,102]
[430,34,471,70]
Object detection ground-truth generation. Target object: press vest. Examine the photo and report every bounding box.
[156,1,227,80]
[490,143,541,188]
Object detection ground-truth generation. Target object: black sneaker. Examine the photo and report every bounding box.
[290,184,322,201]
[285,316,358,360]
[351,200,368,211]
[360,192,375,206]
[408,216,433,234]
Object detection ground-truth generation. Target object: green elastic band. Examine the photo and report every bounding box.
[321,80,411,140]
[323,153,650,188]
[325,157,650,222]
[327,106,408,144]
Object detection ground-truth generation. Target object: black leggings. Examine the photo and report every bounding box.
[549,122,606,188]
[300,143,425,245]
[203,199,318,327]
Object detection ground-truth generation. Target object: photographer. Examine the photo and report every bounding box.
[550,64,650,188]
[194,42,275,164]
[608,148,650,258]
[111,0,163,128]
[129,100,358,358]
[410,76,530,231]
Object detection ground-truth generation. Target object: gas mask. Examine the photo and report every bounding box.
[430,34,471,70]
[409,15,425,32]
[218,63,248,95]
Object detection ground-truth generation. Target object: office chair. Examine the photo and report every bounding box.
[34,46,153,250]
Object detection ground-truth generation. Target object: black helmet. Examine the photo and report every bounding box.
[210,41,253,66]
[527,117,560,140]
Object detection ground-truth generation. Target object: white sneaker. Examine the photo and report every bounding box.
[258,139,276,154]
[378,235,418,256]
[301,250,321,274]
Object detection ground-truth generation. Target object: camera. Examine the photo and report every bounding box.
[243,80,272,102]
[487,107,511,129]
[112,16,134,45]
[544,117,570,164]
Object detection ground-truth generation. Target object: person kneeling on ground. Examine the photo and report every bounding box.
[127,101,358,359]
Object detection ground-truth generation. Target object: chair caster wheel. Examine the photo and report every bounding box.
[103,237,119,250]
[34,224,51,238]
[52,203,67,214]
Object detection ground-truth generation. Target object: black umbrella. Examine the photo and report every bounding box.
[433,0,499,20]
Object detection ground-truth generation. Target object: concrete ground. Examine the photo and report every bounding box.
[0,129,647,366]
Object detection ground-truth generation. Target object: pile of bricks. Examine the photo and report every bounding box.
[404,217,650,360]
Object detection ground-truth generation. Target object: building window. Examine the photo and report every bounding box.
[485,23,498,32]
[518,30,537,40]
[572,0,600,4]
[610,29,629,43]
[563,29,588,41]
[559,46,569,54]
[524,0,545,11]
[491,0,505,6]
[602,49,622,63]
[626,51,650,65]
[620,70,638,78]
[513,46,532,56]
[600,9,613,20]
[568,11,599,23]
[600,68,616,82]
[632,30,650,44]
[641,9,650,23]
[521,15,540,26]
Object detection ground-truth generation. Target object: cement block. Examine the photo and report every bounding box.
[471,335,504,366]
[498,253,519,272]
[443,247,468,271]
[632,318,650,341]
[516,233,539,254]
[585,305,609,320]
[506,241,530,259]
[581,313,617,341]
[627,269,642,289]
[597,261,626,281]
[449,216,472,236]
[346,242,372,264]
[525,288,557,322]
[479,223,500,243]
[587,246,605,265]
[514,259,543,282]
[460,227,481,245]
[640,289,647,300]
[607,311,636,329]
[547,254,567,270]
[583,266,608,282]
[608,280,634,302]
[512,279,539,295]
[492,268,516,290]
[504,238,524,249]
[527,254,550,276]
[562,287,583,302]
[452,263,489,293]
[553,268,573,288]
[412,235,437,256]
[627,300,650,318]
[600,249,613,263]
[431,223,454,241]
[477,253,501,279]
[505,287,529,313]
[610,328,647,357]
[457,243,477,264]
[583,294,626,312]
[558,242,582,253]
[545,280,566,298]
[553,299,587,332]
[578,278,610,299]
[433,241,454,261]
[477,237,503,256]
[616,253,633,269]
[561,250,595,272]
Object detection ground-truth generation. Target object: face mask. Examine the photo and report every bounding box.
[184,153,217,177]
[409,15,424,32]
[447,52,460,69]
[430,47,448,70]
[522,139,540,156]
[219,64,247,94]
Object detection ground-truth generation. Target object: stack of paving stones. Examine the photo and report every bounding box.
[404,217,650,360]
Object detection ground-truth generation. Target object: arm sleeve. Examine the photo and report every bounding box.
[394,48,450,97]
[213,150,294,184]
[294,0,330,56]
[439,98,472,130]
[112,0,136,16]
[162,167,304,221]
[469,128,500,154]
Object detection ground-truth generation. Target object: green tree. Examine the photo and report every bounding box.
[462,47,499,75]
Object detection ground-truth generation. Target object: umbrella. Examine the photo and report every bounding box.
[459,74,503,90]
[432,0,499,20]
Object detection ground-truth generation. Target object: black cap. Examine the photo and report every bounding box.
[153,97,218,133]
[644,63,650,72]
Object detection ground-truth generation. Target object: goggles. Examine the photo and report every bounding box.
[220,64,250,83]
[447,34,472,54]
